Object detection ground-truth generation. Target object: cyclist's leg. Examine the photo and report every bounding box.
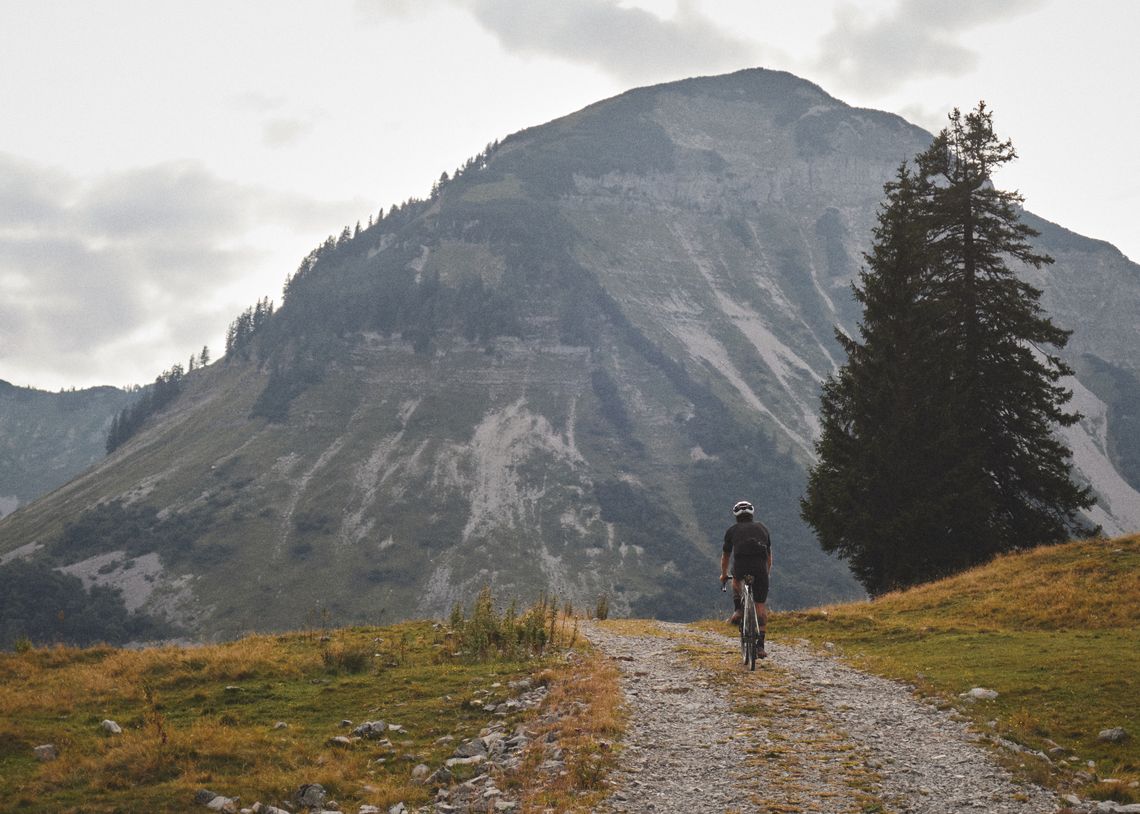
[727,577,743,625]
[754,572,770,656]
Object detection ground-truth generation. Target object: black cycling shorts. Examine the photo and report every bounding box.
[733,569,769,604]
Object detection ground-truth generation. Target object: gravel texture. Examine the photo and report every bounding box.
[586,621,1061,813]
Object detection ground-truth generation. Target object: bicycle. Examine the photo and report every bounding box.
[722,575,763,671]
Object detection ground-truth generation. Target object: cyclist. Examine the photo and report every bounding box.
[719,499,772,657]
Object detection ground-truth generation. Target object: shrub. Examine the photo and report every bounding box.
[595,595,609,621]
[321,641,373,674]
[448,588,567,661]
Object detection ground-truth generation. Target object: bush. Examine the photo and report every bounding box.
[595,595,609,621]
[321,641,373,674]
[448,587,569,661]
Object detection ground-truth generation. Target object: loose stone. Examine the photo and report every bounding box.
[960,687,1000,701]
[1098,727,1130,743]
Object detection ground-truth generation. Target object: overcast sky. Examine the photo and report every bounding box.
[2,0,1136,391]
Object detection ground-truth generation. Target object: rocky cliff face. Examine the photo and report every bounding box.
[2,69,1137,639]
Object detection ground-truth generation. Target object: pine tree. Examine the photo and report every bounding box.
[917,103,1094,562]
[802,103,1094,595]
[803,165,958,593]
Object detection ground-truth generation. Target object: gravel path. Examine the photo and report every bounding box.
[585,621,1060,814]
[585,622,764,813]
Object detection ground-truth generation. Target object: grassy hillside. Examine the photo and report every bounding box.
[776,534,1139,804]
[0,599,621,813]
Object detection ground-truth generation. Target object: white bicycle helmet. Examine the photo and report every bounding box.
[732,500,754,517]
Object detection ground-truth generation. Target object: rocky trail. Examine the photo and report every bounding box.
[585,622,1062,814]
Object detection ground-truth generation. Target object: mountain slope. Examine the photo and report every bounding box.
[1,68,1137,639]
[0,381,135,519]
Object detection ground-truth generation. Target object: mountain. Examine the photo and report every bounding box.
[2,68,1138,641]
[0,381,136,519]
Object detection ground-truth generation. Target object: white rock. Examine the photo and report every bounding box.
[34,744,57,761]
[1098,727,1130,743]
[101,719,123,734]
[251,805,290,814]
[445,754,487,768]
[959,687,999,701]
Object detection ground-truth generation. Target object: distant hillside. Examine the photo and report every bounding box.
[2,68,1138,642]
[0,381,136,518]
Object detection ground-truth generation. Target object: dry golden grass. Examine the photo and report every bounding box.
[511,637,626,812]
[0,620,574,812]
[0,634,320,718]
[826,533,1139,632]
[593,618,665,637]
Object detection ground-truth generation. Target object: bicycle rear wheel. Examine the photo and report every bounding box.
[741,600,759,671]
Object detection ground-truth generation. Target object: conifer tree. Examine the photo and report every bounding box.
[803,103,1094,595]
[918,104,1094,562]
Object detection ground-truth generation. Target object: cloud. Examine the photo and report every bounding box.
[814,0,1047,94]
[228,93,318,150]
[358,0,759,84]
[0,153,359,388]
[262,117,316,148]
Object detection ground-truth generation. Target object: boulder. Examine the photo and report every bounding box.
[1098,727,1130,743]
[411,764,430,782]
[453,738,488,758]
[101,719,123,735]
[294,784,327,809]
[352,721,386,738]
[33,744,57,762]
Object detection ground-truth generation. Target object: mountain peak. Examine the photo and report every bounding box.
[2,69,1138,641]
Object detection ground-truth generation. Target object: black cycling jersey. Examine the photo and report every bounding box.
[723,519,771,578]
